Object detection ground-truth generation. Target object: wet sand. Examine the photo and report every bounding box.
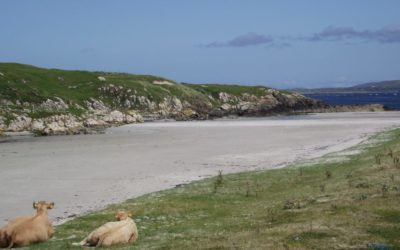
[0,112,399,224]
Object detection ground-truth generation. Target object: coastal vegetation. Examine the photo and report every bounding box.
[30,128,400,249]
[0,63,324,135]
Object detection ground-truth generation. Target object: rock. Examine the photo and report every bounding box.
[219,92,232,103]
[62,115,82,129]
[126,110,143,123]
[97,76,106,81]
[220,103,232,111]
[158,97,184,116]
[238,101,257,112]
[241,93,259,102]
[218,92,239,103]
[103,110,124,123]
[181,108,198,119]
[83,118,107,127]
[40,97,69,111]
[260,95,279,106]
[86,98,108,111]
[124,99,131,107]
[0,72,4,77]
[43,122,66,135]
[171,97,183,111]
[40,115,83,135]
[7,115,32,132]
[125,115,136,123]
[0,99,13,106]
[31,120,45,130]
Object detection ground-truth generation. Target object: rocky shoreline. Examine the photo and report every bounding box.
[0,93,387,137]
[0,64,388,136]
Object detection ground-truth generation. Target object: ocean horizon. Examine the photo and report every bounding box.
[304,92,400,110]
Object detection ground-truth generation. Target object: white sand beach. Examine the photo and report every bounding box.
[0,112,399,224]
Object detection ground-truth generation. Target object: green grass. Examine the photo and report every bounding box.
[0,63,177,106]
[24,128,400,250]
[0,63,294,118]
[183,83,270,99]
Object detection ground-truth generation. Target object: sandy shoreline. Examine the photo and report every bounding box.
[0,112,400,225]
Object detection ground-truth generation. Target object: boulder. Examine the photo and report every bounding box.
[40,97,69,111]
[171,97,183,111]
[7,115,32,131]
[84,118,107,127]
[220,103,232,111]
[31,120,45,130]
[86,98,108,111]
[43,122,66,135]
[126,110,143,123]
[103,110,124,123]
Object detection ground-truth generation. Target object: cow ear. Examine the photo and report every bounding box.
[33,202,38,209]
[48,202,55,209]
[128,212,133,218]
[115,213,119,219]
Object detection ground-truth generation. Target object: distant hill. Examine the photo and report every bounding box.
[293,80,400,94]
[352,80,400,91]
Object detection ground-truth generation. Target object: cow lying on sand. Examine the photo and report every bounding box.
[0,201,55,248]
[74,211,138,247]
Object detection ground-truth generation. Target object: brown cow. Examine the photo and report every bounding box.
[74,211,138,247]
[1,201,55,248]
[0,215,32,248]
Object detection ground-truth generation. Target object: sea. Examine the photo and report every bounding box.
[304,92,400,110]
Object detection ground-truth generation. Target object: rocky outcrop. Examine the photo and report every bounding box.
[86,98,108,112]
[0,105,144,136]
[40,97,69,111]
[208,90,326,117]
[312,104,387,113]
[7,116,32,131]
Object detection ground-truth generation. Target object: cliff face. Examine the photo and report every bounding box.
[0,63,326,135]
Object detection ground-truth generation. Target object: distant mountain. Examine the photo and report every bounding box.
[293,80,400,94]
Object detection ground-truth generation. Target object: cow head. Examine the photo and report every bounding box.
[115,211,132,221]
[33,201,55,212]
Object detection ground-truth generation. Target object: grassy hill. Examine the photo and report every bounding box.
[0,63,323,135]
[352,80,400,92]
[0,63,206,108]
[293,80,400,94]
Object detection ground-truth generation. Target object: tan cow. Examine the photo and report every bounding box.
[0,215,32,248]
[1,201,55,248]
[74,211,138,247]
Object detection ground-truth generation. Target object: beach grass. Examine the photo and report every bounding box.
[29,129,400,249]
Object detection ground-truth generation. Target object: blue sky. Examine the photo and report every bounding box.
[1,1,400,88]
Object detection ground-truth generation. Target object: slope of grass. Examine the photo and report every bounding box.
[183,83,270,99]
[0,63,178,106]
[0,63,290,114]
[27,129,400,250]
